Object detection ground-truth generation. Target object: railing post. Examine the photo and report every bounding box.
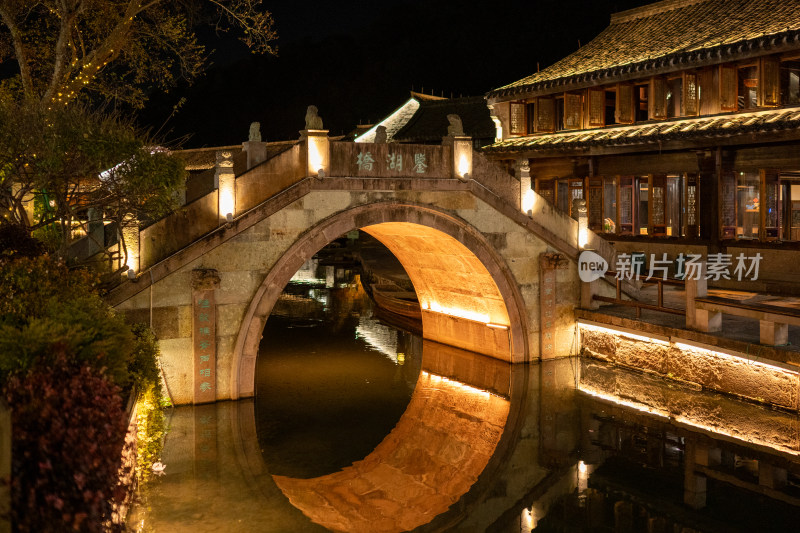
[121,214,139,276]
[301,129,330,178]
[215,150,236,223]
[517,158,533,214]
[581,279,600,310]
[243,121,268,170]
[760,320,789,345]
[452,136,473,181]
[686,262,721,332]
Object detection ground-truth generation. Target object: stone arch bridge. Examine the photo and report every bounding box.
[110,131,615,405]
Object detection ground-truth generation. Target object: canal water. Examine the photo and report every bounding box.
[131,254,800,532]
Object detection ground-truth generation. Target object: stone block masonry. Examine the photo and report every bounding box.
[579,319,800,412]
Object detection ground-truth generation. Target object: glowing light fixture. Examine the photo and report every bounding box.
[424,300,492,324]
[453,137,473,181]
[216,150,235,223]
[122,223,139,274]
[521,188,536,214]
[306,132,330,178]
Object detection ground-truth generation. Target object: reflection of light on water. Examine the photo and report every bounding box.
[580,384,800,456]
[308,289,328,306]
[290,258,327,285]
[579,385,670,418]
[355,317,399,363]
[421,370,501,400]
[522,507,536,531]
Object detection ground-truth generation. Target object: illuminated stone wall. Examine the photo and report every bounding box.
[580,321,800,411]
[114,185,584,404]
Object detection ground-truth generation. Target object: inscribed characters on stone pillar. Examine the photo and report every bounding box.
[192,269,220,404]
[539,253,567,359]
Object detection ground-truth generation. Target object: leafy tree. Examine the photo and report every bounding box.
[0,100,185,267]
[0,0,277,108]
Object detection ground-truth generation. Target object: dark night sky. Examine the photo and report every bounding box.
[141,0,656,147]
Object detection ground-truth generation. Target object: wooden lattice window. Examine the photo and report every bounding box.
[536,178,555,205]
[588,89,605,127]
[720,65,738,111]
[649,174,666,236]
[616,84,635,124]
[683,72,699,116]
[760,56,780,107]
[510,102,527,135]
[762,169,780,239]
[650,77,667,119]
[619,176,635,235]
[564,93,582,130]
[720,171,736,238]
[536,97,555,132]
[685,174,699,238]
[587,178,604,230]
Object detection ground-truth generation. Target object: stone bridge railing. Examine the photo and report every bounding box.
[124,130,617,278]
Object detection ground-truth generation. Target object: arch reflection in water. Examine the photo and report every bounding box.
[271,341,512,533]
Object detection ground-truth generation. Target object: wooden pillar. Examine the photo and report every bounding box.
[760,320,789,345]
[686,262,721,332]
[191,269,221,404]
[697,149,717,242]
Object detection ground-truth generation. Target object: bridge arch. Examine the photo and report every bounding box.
[231,201,530,399]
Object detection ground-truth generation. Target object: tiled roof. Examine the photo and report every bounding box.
[393,96,496,143]
[483,107,800,153]
[174,145,242,170]
[489,0,800,99]
[356,95,495,144]
[355,98,421,143]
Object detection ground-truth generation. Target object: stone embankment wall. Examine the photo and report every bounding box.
[579,320,800,412]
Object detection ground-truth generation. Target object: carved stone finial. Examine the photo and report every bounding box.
[305,105,323,130]
[446,114,464,137]
[191,268,221,290]
[374,125,387,144]
[248,122,261,142]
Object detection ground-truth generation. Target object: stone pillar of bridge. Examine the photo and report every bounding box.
[300,129,330,178]
[191,269,221,404]
[215,150,235,222]
[243,121,268,170]
[121,215,139,275]
[516,158,532,214]
[451,136,473,180]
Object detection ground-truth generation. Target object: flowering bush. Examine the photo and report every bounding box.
[4,352,129,532]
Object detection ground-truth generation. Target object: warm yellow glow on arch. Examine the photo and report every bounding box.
[362,222,510,327]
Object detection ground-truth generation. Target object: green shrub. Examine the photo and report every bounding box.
[0,256,134,389]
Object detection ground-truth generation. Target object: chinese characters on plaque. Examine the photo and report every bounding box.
[356,150,428,174]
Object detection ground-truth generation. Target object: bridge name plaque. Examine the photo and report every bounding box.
[191,269,221,404]
[330,143,450,178]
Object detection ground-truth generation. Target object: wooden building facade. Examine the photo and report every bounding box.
[484,0,800,292]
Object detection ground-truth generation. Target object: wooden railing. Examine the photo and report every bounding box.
[586,266,798,346]
[592,272,686,318]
